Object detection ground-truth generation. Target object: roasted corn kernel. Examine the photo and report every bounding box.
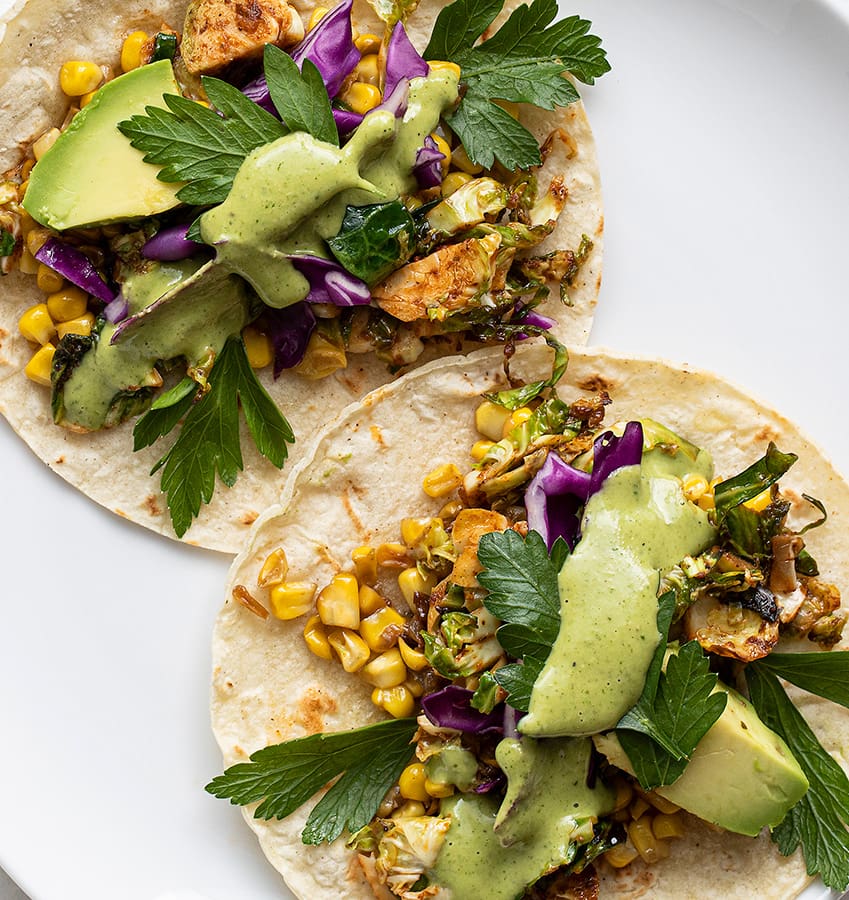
[644,791,680,815]
[430,132,451,171]
[470,440,494,461]
[24,343,55,386]
[475,399,511,441]
[268,581,317,620]
[353,53,379,85]
[398,567,437,606]
[257,548,289,587]
[502,406,533,438]
[360,605,406,652]
[340,81,382,115]
[681,473,709,502]
[18,247,39,275]
[57,313,95,339]
[293,329,347,378]
[60,60,103,96]
[422,463,462,498]
[744,487,772,512]
[307,6,329,30]
[317,573,360,628]
[352,545,378,585]
[651,812,685,840]
[26,227,53,257]
[358,584,385,617]
[329,628,370,672]
[450,143,484,175]
[32,128,61,161]
[395,800,427,818]
[47,285,88,322]
[424,778,454,798]
[36,264,64,294]
[628,817,666,864]
[604,841,639,868]
[398,762,430,801]
[18,303,56,344]
[400,517,434,547]
[372,685,415,718]
[121,31,149,72]
[398,639,428,672]
[242,325,273,369]
[354,32,381,54]
[428,60,462,79]
[376,542,410,568]
[360,647,407,687]
[79,89,98,108]
[303,615,333,660]
[441,171,474,198]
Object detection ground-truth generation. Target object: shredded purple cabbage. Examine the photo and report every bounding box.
[421,685,503,735]
[103,295,129,324]
[413,134,445,188]
[263,302,316,377]
[332,106,364,136]
[142,223,204,261]
[474,773,506,794]
[34,237,116,304]
[525,421,644,550]
[290,255,371,306]
[384,21,429,99]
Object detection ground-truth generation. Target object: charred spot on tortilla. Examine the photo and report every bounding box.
[240,511,260,526]
[577,373,615,393]
[756,425,782,443]
[369,424,385,447]
[144,495,162,517]
[297,686,339,734]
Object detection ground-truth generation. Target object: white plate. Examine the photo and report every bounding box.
[1,0,848,897]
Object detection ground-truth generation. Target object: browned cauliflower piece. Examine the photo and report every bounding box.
[683,594,779,662]
[181,0,305,75]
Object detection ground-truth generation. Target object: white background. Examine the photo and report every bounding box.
[2,0,849,897]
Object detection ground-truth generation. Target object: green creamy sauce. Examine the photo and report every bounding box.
[200,70,459,308]
[60,260,250,429]
[521,450,717,737]
[431,737,612,899]
[426,745,478,791]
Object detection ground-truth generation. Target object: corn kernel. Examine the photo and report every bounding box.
[697,491,715,511]
[26,227,53,257]
[629,817,665,864]
[303,615,333,660]
[502,406,533,438]
[372,685,415,718]
[403,675,425,697]
[425,778,454,798]
[268,581,317,620]
[430,132,451,172]
[258,547,289,587]
[376,542,411,568]
[20,160,35,181]
[428,60,462,80]
[80,89,98,108]
[398,639,428,672]
[18,247,39,275]
[400,517,434,547]
[651,812,685,840]
[242,325,273,369]
[396,800,426,818]
[629,797,650,821]
[121,31,149,72]
[293,329,347,378]
[57,313,95,339]
[18,303,56,344]
[351,545,377,585]
[36,264,64,294]
[329,628,370,672]
[24,343,55,386]
[470,440,494,461]
[340,81,382,115]
[47,285,88,322]
[60,60,103,96]
[604,841,639,868]
[744,487,772,512]
[353,53,379,85]
[645,791,680,815]
[398,567,437,606]
[231,584,269,619]
[612,779,634,812]
[358,584,385,616]
[307,6,329,30]
[354,32,381,54]
[422,462,462,498]
[681,472,709,502]
[438,498,463,521]
[441,171,474,198]
[450,143,484,175]
[475,399,511,441]
[360,605,406,652]
[32,128,61,161]
[361,647,407,687]
[317,573,361,628]
[398,762,430,801]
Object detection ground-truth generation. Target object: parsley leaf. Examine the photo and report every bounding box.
[205,718,417,844]
[616,640,727,790]
[118,78,286,206]
[263,45,338,146]
[431,0,609,170]
[133,377,198,451]
[477,529,567,710]
[146,337,294,537]
[746,663,849,891]
[0,228,15,256]
[754,651,849,710]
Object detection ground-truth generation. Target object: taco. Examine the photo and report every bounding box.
[0,0,606,551]
[207,341,849,899]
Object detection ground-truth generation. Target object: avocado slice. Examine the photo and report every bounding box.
[593,682,809,836]
[24,60,183,229]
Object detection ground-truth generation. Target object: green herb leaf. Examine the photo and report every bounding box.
[456,51,580,109]
[491,657,544,712]
[713,442,798,525]
[0,228,15,256]
[206,718,417,844]
[146,338,294,537]
[754,652,849,710]
[423,0,502,60]
[263,45,338,146]
[485,336,568,410]
[328,202,416,284]
[617,641,727,790]
[746,663,849,891]
[133,377,198,451]
[118,79,286,206]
